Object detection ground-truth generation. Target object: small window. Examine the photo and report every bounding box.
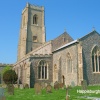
[63,37,66,42]
[33,36,37,42]
[33,14,38,24]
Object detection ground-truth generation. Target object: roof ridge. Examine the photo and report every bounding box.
[52,31,73,41]
[79,30,100,40]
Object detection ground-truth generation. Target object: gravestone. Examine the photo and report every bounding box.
[66,96,69,100]
[45,83,47,87]
[0,87,6,100]
[7,84,14,95]
[54,81,59,90]
[2,84,7,88]
[34,83,41,94]
[50,82,54,87]
[81,80,87,90]
[46,84,52,93]
[59,83,64,89]
[1,96,6,100]
[71,81,75,87]
[66,86,71,100]
[20,84,24,89]
[14,84,18,88]
[0,87,5,100]
[24,84,29,89]
[41,82,45,89]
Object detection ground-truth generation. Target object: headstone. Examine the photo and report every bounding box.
[54,81,59,90]
[20,84,24,89]
[66,86,70,100]
[0,88,4,96]
[46,84,52,93]
[66,96,69,100]
[44,83,47,87]
[7,84,14,95]
[81,80,87,90]
[41,82,45,89]
[1,96,6,100]
[24,84,29,89]
[2,84,7,88]
[34,83,41,94]
[59,83,64,89]
[71,81,75,87]
[50,82,54,87]
[14,84,18,88]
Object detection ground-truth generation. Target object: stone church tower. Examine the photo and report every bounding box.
[17,3,46,61]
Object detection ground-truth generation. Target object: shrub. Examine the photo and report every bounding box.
[3,69,18,84]
[1,65,11,75]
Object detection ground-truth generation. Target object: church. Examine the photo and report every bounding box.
[13,3,100,88]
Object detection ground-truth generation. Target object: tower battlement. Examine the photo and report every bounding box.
[22,3,44,14]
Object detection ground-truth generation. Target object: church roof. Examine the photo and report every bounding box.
[79,30,100,41]
[52,31,74,41]
[52,31,74,51]
[53,39,78,52]
[53,30,100,53]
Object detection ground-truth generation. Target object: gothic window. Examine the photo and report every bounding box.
[33,36,37,42]
[38,60,48,79]
[67,53,72,73]
[92,46,100,72]
[33,14,38,24]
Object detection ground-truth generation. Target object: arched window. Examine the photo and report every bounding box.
[92,46,100,72]
[38,60,48,79]
[67,53,72,73]
[33,14,38,24]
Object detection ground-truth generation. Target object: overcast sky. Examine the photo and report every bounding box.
[0,0,100,64]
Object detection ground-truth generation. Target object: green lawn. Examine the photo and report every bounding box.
[4,86,100,100]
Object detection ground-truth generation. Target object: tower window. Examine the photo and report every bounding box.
[33,14,38,24]
[33,36,37,42]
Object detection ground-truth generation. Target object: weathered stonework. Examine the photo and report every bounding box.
[52,32,73,51]
[30,54,53,87]
[18,3,46,61]
[53,42,78,86]
[79,31,100,85]
[13,3,100,88]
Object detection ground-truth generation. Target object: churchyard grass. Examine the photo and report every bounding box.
[4,86,100,100]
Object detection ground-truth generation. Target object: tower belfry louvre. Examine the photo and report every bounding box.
[18,3,46,61]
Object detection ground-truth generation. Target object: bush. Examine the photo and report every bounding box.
[1,65,11,76]
[3,70,18,84]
